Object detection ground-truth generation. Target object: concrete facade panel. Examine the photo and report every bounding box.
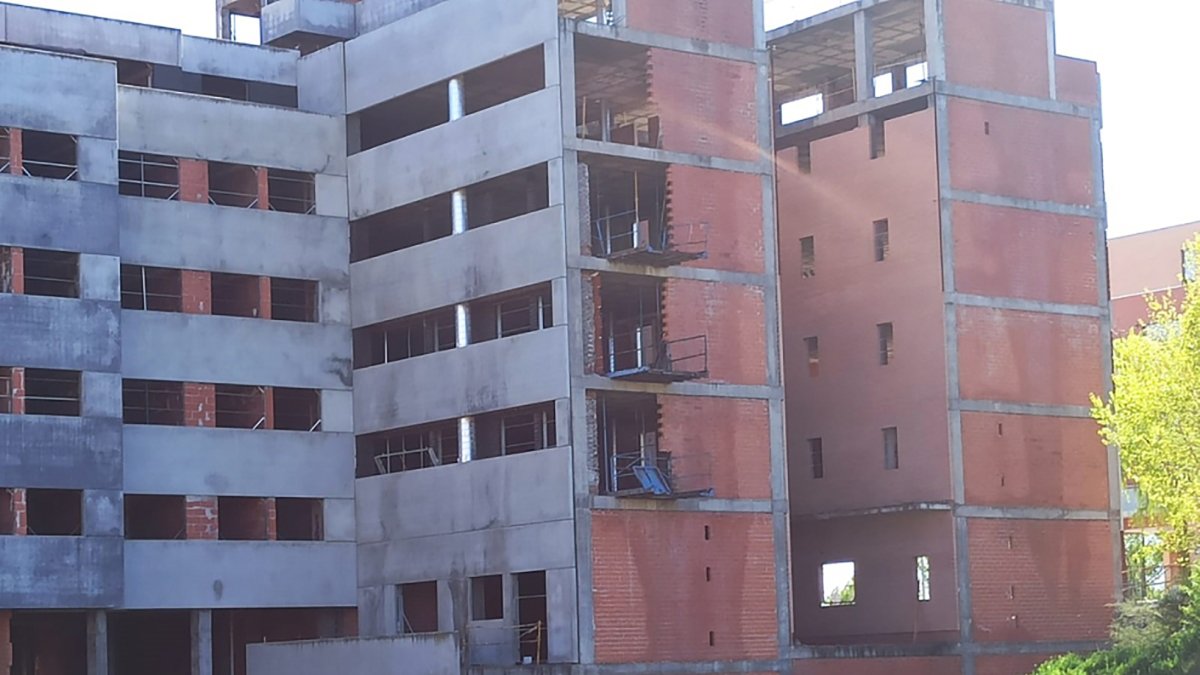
[952,202,1099,306]
[80,254,121,302]
[0,536,122,608]
[357,520,575,587]
[4,5,179,65]
[943,0,1051,98]
[962,412,1109,511]
[84,489,123,537]
[347,87,562,218]
[262,0,358,46]
[297,43,347,115]
[81,371,123,419]
[791,512,958,645]
[117,87,346,174]
[591,510,777,663]
[352,327,570,433]
[0,416,122,490]
[123,426,354,498]
[180,36,298,85]
[123,541,357,608]
[343,0,556,113]
[121,311,353,389]
[76,136,118,185]
[120,197,350,283]
[0,295,119,372]
[626,0,755,47]
[355,447,571,543]
[956,306,1104,408]
[968,518,1114,643]
[0,46,116,138]
[248,634,458,675]
[947,98,1094,206]
[350,207,566,327]
[0,178,119,255]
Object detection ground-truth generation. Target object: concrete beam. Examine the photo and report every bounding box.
[180,35,298,86]
[945,188,1096,218]
[569,21,762,65]
[774,83,931,141]
[937,80,1098,120]
[570,254,768,288]
[0,295,119,372]
[0,536,122,608]
[4,5,180,65]
[570,137,769,176]
[0,178,118,255]
[952,399,1093,419]
[0,416,122,490]
[957,505,1111,521]
[950,293,1104,318]
[577,374,780,402]
[0,45,116,139]
[590,496,773,513]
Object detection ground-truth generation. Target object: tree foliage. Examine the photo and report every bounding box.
[1091,236,1200,563]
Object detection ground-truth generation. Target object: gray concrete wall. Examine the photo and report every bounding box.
[0,295,119,372]
[354,0,449,35]
[350,207,566,328]
[348,87,562,218]
[247,634,459,675]
[297,44,347,116]
[123,426,353,498]
[0,45,115,138]
[121,312,351,389]
[0,179,119,255]
[262,0,357,45]
[3,5,178,65]
[180,36,298,86]
[117,87,345,174]
[119,198,349,284]
[345,0,555,112]
[123,541,356,608]
[352,327,570,433]
[0,416,121,490]
[0,536,122,608]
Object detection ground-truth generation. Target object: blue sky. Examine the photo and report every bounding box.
[5,0,1197,236]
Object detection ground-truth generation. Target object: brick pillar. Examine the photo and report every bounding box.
[0,609,11,675]
[591,274,605,373]
[185,496,218,540]
[7,128,22,175]
[265,497,277,541]
[2,247,24,294]
[181,270,212,315]
[9,489,26,536]
[8,368,24,415]
[256,167,270,210]
[178,159,209,203]
[184,383,216,428]
[258,277,272,320]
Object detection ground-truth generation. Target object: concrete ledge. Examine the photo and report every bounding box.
[0,177,119,255]
[0,415,122,489]
[0,44,119,139]
[263,0,357,44]
[124,425,354,498]
[180,35,298,86]
[0,295,119,372]
[124,540,357,608]
[4,5,179,65]
[248,634,459,675]
[0,536,122,608]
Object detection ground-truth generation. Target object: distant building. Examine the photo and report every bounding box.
[1109,221,1200,333]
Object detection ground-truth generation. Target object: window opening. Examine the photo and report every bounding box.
[276,498,323,541]
[809,438,824,479]
[350,193,453,262]
[273,388,321,432]
[211,273,262,318]
[475,403,557,460]
[804,336,819,377]
[821,561,856,607]
[23,249,79,298]
[208,162,259,208]
[797,142,812,174]
[470,285,553,343]
[215,385,267,430]
[0,127,11,173]
[878,322,894,365]
[884,426,899,470]
[470,575,504,621]
[270,278,318,323]
[601,276,706,382]
[873,219,890,262]
[800,237,816,278]
[118,152,180,199]
[1183,247,1198,283]
[516,571,548,664]
[781,94,824,125]
[596,392,712,498]
[916,555,931,601]
[869,114,886,159]
[0,367,15,415]
[21,130,78,180]
[358,420,460,477]
[587,162,705,265]
[120,265,182,312]
[267,169,316,214]
[25,489,82,536]
[217,497,271,540]
[398,581,439,634]
[122,379,184,426]
[124,494,185,540]
[353,308,457,369]
[24,368,80,417]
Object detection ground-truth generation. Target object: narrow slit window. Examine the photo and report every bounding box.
[800,236,816,279]
[884,426,899,470]
[804,336,819,377]
[797,142,812,174]
[470,575,504,621]
[821,561,855,607]
[878,322,894,365]
[809,438,824,479]
[916,555,931,601]
[873,219,890,262]
[869,114,886,159]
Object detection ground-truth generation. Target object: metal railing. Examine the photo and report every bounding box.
[605,329,708,379]
[593,212,707,261]
[22,158,78,181]
[373,446,445,474]
[578,112,660,147]
[267,171,317,215]
[119,153,180,200]
[209,187,259,208]
[608,448,713,498]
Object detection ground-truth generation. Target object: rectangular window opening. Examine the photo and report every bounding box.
[821,561,856,607]
[122,379,184,426]
[357,420,460,477]
[465,163,549,230]
[349,193,454,262]
[916,555,932,602]
[869,114,886,159]
[275,498,323,541]
[516,571,548,663]
[21,130,78,180]
[272,387,321,432]
[217,496,271,541]
[873,219,890,262]
[470,575,504,621]
[884,426,899,470]
[211,272,263,318]
[781,94,824,125]
[470,284,553,343]
[23,248,79,298]
[800,236,816,279]
[267,169,316,215]
[353,307,457,369]
[475,403,557,460]
[214,384,266,430]
[0,367,15,415]
[124,494,186,540]
[118,152,180,199]
[809,438,824,479]
[25,488,82,536]
[804,336,819,377]
[878,322,894,366]
[121,264,182,312]
[270,277,318,323]
[24,368,81,417]
[398,581,440,634]
[208,162,259,208]
[0,127,10,172]
[797,142,812,174]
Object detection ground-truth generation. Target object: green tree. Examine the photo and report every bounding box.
[1091,236,1200,565]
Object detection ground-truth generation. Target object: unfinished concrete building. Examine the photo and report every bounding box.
[0,0,1115,674]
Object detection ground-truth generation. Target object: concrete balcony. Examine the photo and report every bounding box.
[0,294,119,372]
[353,326,569,434]
[124,425,353,498]
[0,415,122,490]
[350,206,565,328]
[0,535,122,608]
[124,540,356,608]
[262,0,357,52]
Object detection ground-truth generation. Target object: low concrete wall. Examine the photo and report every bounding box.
[0,178,119,255]
[0,536,122,608]
[0,295,119,372]
[0,44,116,138]
[247,634,459,675]
[0,416,122,490]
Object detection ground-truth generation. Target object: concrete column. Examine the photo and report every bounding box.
[190,610,213,675]
[448,75,477,462]
[853,10,875,102]
[87,611,108,675]
[459,415,475,463]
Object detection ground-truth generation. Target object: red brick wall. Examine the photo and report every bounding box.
[258,276,273,320]
[793,657,962,675]
[662,279,767,386]
[943,0,1051,98]
[181,270,212,315]
[186,496,218,540]
[256,167,270,210]
[968,518,1114,643]
[5,247,23,294]
[647,49,758,162]
[591,511,777,663]
[178,159,209,203]
[952,203,1099,306]
[962,412,1109,511]
[626,0,755,47]
[1,488,28,536]
[658,395,770,499]
[948,99,1094,206]
[184,382,216,427]
[1055,57,1100,108]
[975,654,1059,675]
[668,165,764,274]
[956,307,1104,407]
[5,368,25,415]
[0,610,10,675]
[7,128,22,175]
